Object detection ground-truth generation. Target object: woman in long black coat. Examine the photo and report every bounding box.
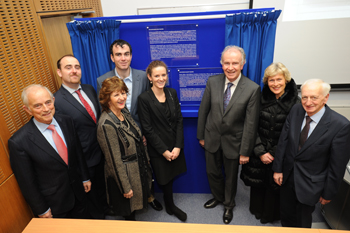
[240,62,300,224]
[138,60,187,222]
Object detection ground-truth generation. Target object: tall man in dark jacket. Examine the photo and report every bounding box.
[54,55,106,218]
[9,84,91,218]
[273,79,350,228]
[197,45,260,224]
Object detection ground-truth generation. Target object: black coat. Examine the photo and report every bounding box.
[138,88,187,185]
[241,79,300,189]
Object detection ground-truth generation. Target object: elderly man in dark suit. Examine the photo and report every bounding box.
[197,45,260,224]
[273,79,350,228]
[9,84,90,218]
[54,55,106,218]
[97,39,162,211]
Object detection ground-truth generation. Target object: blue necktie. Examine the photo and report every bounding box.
[223,83,233,113]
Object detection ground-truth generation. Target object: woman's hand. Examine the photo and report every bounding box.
[260,152,274,164]
[163,150,173,161]
[124,189,133,199]
[142,136,147,146]
[171,147,181,160]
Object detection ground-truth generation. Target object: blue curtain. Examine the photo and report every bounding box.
[66,20,121,89]
[225,10,281,86]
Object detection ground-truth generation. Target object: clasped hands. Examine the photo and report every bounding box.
[163,148,180,161]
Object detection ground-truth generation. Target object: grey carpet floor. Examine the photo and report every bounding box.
[106,177,326,227]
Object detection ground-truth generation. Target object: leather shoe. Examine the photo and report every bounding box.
[149,199,163,211]
[223,208,233,224]
[204,198,221,209]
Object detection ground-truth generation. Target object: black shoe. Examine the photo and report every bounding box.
[223,208,233,224]
[260,218,269,224]
[204,198,221,209]
[149,199,163,211]
[171,205,187,222]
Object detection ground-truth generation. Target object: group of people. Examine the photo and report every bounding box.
[9,39,187,222]
[9,39,350,229]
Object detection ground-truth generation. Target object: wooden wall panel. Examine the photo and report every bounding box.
[0,175,33,233]
[0,0,56,143]
[0,0,103,232]
[33,0,103,16]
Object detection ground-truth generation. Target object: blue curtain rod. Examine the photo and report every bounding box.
[75,7,275,21]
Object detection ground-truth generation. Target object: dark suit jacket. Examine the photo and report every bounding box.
[97,68,149,128]
[54,84,102,168]
[197,74,260,158]
[273,104,350,206]
[9,114,89,215]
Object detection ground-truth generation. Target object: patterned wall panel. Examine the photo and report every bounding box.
[0,0,56,140]
[33,0,103,16]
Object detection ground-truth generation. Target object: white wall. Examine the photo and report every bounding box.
[101,0,248,16]
[254,0,350,111]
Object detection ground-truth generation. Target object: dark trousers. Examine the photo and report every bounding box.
[53,195,90,219]
[86,159,107,219]
[250,186,280,222]
[280,173,315,228]
[205,148,239,209]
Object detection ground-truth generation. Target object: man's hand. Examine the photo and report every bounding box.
[319,197,331,205]
[199,139,204,147]
[239,155,249,164]
[273,172,283,186]
[83,180,92,193]
[39,209,53,218]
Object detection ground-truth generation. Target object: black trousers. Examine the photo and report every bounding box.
[280,173,315,228]
[86,159,107,219]
[205,147,239,209]
[53,195,90,219]
[250,186,280,222]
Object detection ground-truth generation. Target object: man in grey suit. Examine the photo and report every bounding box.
[197,45,260,224]
[97,39,162,211]
[273,79,350,228]
[97,39,148,129]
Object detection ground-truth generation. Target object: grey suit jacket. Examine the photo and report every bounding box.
[273,104,350,205]
[197,74,260,159]
[97,68,149,128]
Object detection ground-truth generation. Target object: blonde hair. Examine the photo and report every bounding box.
[262,62,291,84]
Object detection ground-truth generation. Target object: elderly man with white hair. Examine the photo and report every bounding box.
[273,79,350,228]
